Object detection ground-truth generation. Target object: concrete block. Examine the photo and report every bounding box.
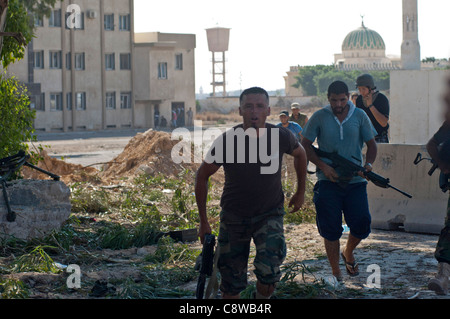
[368,144,447,234]
[0,180,71,240]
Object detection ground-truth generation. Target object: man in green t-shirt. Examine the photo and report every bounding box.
[289,102,308,128]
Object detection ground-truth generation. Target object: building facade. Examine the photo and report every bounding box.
[3,0,196,132]
[134,32,196,129]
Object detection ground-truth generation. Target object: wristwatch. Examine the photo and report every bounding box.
[368,104,374,109]
[364,163,372,169]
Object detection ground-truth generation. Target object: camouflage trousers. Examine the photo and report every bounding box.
[217,208,286,296]
[435,195,450,263]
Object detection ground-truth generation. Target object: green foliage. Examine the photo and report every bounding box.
[1,0,60,68]
[293,65,390,96]
[96,220,161,250]
[11,245,61,273]
[145,236,199,264]
[0,72,36,159]
[0,279,30,299]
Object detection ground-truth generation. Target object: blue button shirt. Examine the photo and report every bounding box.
[301,102,376,183]
[276,121,302,141]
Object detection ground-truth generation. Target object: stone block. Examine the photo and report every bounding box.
[368,144,447,234]
[0,180,71,240]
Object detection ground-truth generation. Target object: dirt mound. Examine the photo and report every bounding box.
[21,150,100,184]
[100,129,223,184]
[23,129,224,186]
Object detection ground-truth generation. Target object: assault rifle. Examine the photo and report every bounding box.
[0,150,60,222]
[310,145,412,198]
[195,233,216,299]
[414,153,449,193]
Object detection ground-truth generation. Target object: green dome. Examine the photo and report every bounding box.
[342,23,386,51]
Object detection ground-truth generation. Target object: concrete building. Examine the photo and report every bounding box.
[133,32,196,128]
[3,0,196,132]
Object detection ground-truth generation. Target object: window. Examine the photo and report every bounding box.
[30,94,45,111]
[76,92,86,110]
[119,14,130,31]
[175,54,183,70]
[49,9,61,27]
[34,14,43,27]
[75,53,85,70]
[158,62,167,79]
[104,14,114,31]
[120,53,131,70]
[120,92,131,109]
[50,93,63,111]
[66,93,72,110]
[105,53,115,70]
[106,92,116,109]
[34,51,44,69]
[49,51,62,69]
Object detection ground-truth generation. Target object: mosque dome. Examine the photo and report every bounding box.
[342,22,386,51]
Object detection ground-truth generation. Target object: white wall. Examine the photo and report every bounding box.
[368,144,447,234]
[390,70,449,144]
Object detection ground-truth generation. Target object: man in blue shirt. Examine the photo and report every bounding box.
[277,110,302,141]
[301,81,377,281]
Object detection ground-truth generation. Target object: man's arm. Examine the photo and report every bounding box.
[427,137,450,174]
[363,92,389,127]
[195,161,220,243]
[300,137,339,183]
[287,143,307,213]
[359,138,377,177]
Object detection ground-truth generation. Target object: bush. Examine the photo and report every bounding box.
[0,72,36,160]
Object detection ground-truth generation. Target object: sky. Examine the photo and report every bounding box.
[134,0,450,94]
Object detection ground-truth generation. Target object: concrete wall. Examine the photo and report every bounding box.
[368,143,447,234]
[198,96,315,114]
[390,70,448,144]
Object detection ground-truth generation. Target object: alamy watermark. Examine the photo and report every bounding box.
[66,264,81,289]
[66,4,82,29]
[170,120,280,174]
[366,264,381,289]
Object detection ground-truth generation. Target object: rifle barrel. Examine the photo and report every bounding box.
[388,184,412,198]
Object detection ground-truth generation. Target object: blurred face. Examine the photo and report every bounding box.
[239,93,270,129]
[328,93,349,116]
[279,114,289,124]
[292,108,299,115]
[357,86,371,97]
[444,78,450,121]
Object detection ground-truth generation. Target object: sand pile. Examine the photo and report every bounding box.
[22,129,224,186]
[21,150,100,184]
[100,129,218,184]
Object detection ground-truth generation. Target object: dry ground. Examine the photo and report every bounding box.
[21,115,449,300]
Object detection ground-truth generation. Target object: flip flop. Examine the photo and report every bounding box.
[341,252,359,277]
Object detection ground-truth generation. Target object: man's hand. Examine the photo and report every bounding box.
[321,164,339,183]
[358,163,373,179]
[198,221,212,244]
[288,190,305,213]
[362,91,373,108]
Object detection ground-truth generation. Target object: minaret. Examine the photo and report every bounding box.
[401,0,421,70]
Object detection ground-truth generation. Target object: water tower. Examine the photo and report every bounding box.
[206,27,230,97]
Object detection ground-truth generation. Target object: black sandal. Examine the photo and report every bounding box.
[341,252,359,276]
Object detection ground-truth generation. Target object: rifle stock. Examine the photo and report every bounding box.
[196,233,216,299]
[310,145,412,198]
